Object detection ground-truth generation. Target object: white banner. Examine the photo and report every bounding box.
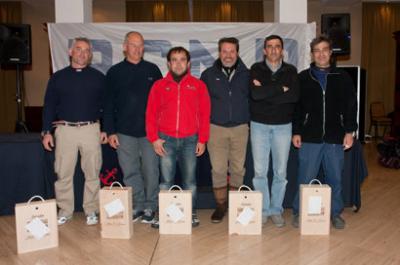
[48,22,316,77]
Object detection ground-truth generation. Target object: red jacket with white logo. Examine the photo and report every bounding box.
[146,72,211,143]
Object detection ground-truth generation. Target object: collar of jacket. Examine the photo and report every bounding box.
[259,60,289,74]
[123,58,143,66]
[309,62,339,73]
[212,57,247,73]
[165,71,191,84]
[307,62,341,82]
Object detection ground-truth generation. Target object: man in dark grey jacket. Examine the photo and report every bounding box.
[250,35,299,228]
[201,37,250,223]
[291,35,357,229]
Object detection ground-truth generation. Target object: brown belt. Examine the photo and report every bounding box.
[54,120,98,127]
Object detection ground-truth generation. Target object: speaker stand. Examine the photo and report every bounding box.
[15,64,28,133]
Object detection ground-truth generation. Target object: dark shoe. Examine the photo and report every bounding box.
[192,213,200,227]
[212,187,227,223]
[151,216,159,229]
[270,214,285,228]
[332,215,345,229]
[152,213,198,228]
[292,215,299,228]
[141,209,155,224]
[132,210,144,222]
[262,215,268,225]
[211,204,226,223]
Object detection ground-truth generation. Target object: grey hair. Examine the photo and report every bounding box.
[70,37,92,50]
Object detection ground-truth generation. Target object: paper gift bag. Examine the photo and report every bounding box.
[99,182,133,239]
[159,185,192,235]
[15,195,58,253]
[300,179,331,235]
[229,185,262,235]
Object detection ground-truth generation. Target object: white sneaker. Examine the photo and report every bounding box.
[86,212,98,225]
[57,216,72,225]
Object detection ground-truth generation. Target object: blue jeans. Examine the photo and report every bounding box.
[159,133,198,209]
[292,142,344,217]
[250,121,292,216]
[116,134,159,212]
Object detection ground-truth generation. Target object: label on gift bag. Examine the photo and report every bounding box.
[25,217,50,240]
[165,203,185,223]
[308,196,322,215]
[236,206,255,226]
[104,198,125,218]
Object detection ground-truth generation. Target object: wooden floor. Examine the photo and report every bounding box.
[1,141,400,265]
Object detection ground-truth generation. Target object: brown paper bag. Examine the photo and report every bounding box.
[300,179,331,235]
[229,185,262,235]
[159,185,192,235]
[15,195,58,253]
[99,182,133,239]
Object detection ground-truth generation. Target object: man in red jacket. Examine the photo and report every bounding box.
[146,46,211,228]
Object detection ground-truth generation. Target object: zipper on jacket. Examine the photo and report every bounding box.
[309,70,327,138]
[228,87,232,122]
[322,73,329,137]
[322,90,326,137]
[340,114,344,127]
[303,113,309,125]
[176,83,181,137]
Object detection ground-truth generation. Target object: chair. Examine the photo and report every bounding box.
[369,101,392,139]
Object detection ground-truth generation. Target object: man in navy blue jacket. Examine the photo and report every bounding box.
[201,37,250,223]
[42,37,107,226]
[103,31,162,224]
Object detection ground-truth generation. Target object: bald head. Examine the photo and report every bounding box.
[124,31,144,43]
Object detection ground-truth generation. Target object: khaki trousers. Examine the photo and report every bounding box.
[54,123,102,217]
[207,124,249,188]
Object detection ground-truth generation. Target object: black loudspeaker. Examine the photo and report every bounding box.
[0,24,31,65]
[321,13,350,56]
[337,66,367,142]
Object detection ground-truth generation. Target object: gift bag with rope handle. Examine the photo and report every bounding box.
[15,195,58,253]
[229,185,262,235]
[99,181,133,239]
[300,179,331,235]
[159,185,192,235]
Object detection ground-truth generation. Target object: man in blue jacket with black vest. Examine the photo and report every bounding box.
[291,35,357,229]
[201,37,250,223]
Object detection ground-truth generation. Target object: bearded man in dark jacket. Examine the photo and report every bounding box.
[201,37,250,223]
